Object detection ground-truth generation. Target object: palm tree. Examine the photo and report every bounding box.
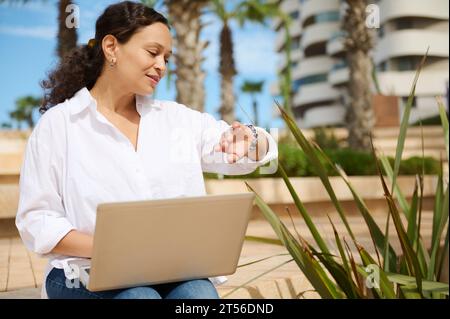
[57,0,78,59]
[210,0,237,123]
[209,0,288,123]
[240,80,264,126]
[9,96,41,129]
[343,0,375,150]
[165,0,209,112]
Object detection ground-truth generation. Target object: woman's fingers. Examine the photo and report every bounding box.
[227,153,239,163]
[213,123,251,162]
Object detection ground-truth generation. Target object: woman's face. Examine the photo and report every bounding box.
[113,22,172,96]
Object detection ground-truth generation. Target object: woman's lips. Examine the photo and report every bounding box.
[146,75,159,86]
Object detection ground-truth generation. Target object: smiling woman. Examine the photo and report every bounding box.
[15,0,278,301]
[40,1,171,112]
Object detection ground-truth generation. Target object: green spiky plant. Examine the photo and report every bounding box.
[224,52,449,299]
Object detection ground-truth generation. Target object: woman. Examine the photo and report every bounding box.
[16,1,277,299]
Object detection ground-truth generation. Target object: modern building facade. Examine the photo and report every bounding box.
[272,0,449,128]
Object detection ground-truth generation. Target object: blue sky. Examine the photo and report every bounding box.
[0,0,284,129]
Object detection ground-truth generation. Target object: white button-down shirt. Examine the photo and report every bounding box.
[15,87,278,296]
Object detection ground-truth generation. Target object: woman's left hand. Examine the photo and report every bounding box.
[214,121,256,164]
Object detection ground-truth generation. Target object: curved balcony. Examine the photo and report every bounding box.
[379,0,449,24]
[326,31,346,57]
[301,22,340,54]
[274,15,302,52]
[292,56,334,80]
[281,0,300,13]
[277,50,304,71]
[377,70,449,96]
[301,0,340,27]
[293,82,340,107]
[299,105,346,128]
[374,29,449,64]
[328,66,349,86]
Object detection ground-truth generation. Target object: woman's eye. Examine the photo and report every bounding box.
[147,50,157,56]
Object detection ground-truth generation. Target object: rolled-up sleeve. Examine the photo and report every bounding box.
[15,117,74,256]
[199,112,278,175]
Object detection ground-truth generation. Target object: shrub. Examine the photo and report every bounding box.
[203,144,442,179]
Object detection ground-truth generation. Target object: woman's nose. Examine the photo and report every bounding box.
[154,56,166,73]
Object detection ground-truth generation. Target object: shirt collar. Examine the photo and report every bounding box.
[69,87,161,116]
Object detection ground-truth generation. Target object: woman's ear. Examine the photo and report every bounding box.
[101,34,119,61]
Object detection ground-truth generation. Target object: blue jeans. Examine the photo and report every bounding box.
[46,268,220,299]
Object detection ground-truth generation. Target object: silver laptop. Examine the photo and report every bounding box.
[68,193,255,292]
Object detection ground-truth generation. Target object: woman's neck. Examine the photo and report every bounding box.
[89,75,136,116]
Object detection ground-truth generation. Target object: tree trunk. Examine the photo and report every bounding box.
[343,0,375,150]
[218,22,236,124]
[57,0,78,59]
[346,50,374,149]
[167,0,208,112]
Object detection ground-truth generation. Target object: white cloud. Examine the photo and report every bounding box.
[0,25,56,40]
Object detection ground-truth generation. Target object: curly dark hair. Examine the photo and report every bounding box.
[40,1,169,114]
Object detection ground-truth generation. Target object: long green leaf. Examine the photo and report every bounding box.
[320,216,362,298]
[246,182,343,298]
[406,178,419,243]
[332,163,397,271]
[356,244,396,299]
[379,155,429,273]
[327,215,351,275]
[428,184,449,281]
[405,177,427,277]
[343,239,364,296]
[436,96,449,159]
[312,244,362,299]
[244,235,283,246]
[436,222,449,281]
[375,155,424,294]
[278,163,331,254]
[279,218,344,298]
[276,101,355,240]
[380,155,410,217]
[391,49,428,192]
[387,273,449,296]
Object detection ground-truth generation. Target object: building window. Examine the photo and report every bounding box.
[397,57,421,71]
[290,36,301,50]
[293,73,328,90]
[396,18,413,30]
[376,61,387,72]
[332,59,348,70]
[289,11,299,20]
[315,11,340,24]
[378,25,385,38]
[303,11,340,28]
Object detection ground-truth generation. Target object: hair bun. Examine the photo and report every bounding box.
[87,38,97,48]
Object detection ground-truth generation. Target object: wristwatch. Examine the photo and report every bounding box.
[245,124,258,151]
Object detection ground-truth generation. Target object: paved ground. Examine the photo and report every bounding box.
[0,211,436,299]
